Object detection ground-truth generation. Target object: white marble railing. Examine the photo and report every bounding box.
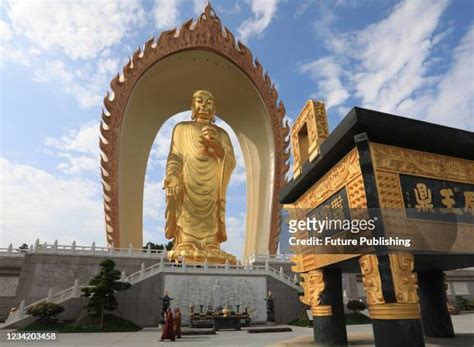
[123,259,301,290]
[2,258,301,329]
[3,279,92,326]
[0,240,165,259]
[247,253,294,264]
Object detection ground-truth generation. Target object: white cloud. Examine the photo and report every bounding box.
[33,59,117,108]
[192,0,208,15]
[349,0,449,111]
[0,19,30,66]
[143,179,165,221]
[0,20,13,42]
[221,214,246,262]
[5,0,145,60]
[424,25,474,129]
[153,0,182,30]
[44,122,100,155]
[299,57,349,109]
[301,0,474,130]
[2,1,131,108]
[237,0,279,42]
[0,157,104,247]
[43,122,100,175]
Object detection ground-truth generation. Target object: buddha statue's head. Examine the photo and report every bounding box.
[191,90,216,123]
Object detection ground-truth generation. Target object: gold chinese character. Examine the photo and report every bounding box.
[464,191,474,215]
[440,188,462,215]
[414,183,434,213]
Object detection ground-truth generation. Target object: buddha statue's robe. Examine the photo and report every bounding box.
[165,121,236,248]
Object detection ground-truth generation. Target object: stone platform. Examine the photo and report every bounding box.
[1,250,304,329]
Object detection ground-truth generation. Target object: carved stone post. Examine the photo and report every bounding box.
[34,239,40,251]
[359,253,424,347]
[300,268,347,346]
[418,270,454,338]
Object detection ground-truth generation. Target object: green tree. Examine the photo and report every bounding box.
[26,302,64,324]
[143,241,173,251]
[143,242,163,250]
[81,259,131,329]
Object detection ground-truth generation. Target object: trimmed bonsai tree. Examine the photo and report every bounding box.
[81,259,131,328]
[143,241,173,251]
[26,302,64,324]
[347,299,367,313]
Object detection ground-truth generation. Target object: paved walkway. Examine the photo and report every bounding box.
[1,313,472,347]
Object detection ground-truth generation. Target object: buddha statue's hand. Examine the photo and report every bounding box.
[200,126,224,159]
[163,175,181,197]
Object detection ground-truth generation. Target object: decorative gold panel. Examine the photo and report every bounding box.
[291,148,364,273]
[359,254,385,305]
[291,100,329,178]
[389,253,418,304]
[371,143,474,184]
[300,270,332,317]
[359,253,420,320]
[371,143,474,253]
[296,148,361,210]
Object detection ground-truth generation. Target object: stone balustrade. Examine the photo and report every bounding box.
[0,239,165,259]
[247,253,294,264]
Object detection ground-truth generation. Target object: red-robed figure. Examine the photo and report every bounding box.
[160,308,175,341]
[173,308,182,338]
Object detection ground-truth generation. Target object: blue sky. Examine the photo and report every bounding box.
[1,0,473,260]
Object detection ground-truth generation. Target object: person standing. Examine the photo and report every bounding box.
[173,308,182,339]
[160,308,175,342]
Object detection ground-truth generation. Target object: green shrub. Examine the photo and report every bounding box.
[347,300,367,313]
[26,302,64,324]
[455,295,474,311]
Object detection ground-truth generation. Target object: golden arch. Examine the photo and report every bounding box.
[100,4,290,259]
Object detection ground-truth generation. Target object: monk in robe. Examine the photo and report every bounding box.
[173,308,182,338]
[163,90,236,264]
[160,308,175,341]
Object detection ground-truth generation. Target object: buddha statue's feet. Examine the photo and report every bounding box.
[167,243,196,263]
[168,243,236,265]
[205,245,237,265]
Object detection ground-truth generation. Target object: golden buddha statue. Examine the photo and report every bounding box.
[163,90,237,264]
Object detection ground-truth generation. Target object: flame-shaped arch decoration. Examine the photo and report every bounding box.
[100,4,290,254]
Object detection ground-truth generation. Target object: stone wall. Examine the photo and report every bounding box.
[14,254,159,305]
[267,275,306,324]
[0,254,305,326]
[0,253,160,321]
[30,272,302,327]
[114,273,164,327]
[163,273,268,324]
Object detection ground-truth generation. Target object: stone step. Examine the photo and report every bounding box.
[246,326,293,333]
[181,327,216,335]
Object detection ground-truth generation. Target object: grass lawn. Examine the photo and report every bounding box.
[291,312,371,327]
[18,314,142,333]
